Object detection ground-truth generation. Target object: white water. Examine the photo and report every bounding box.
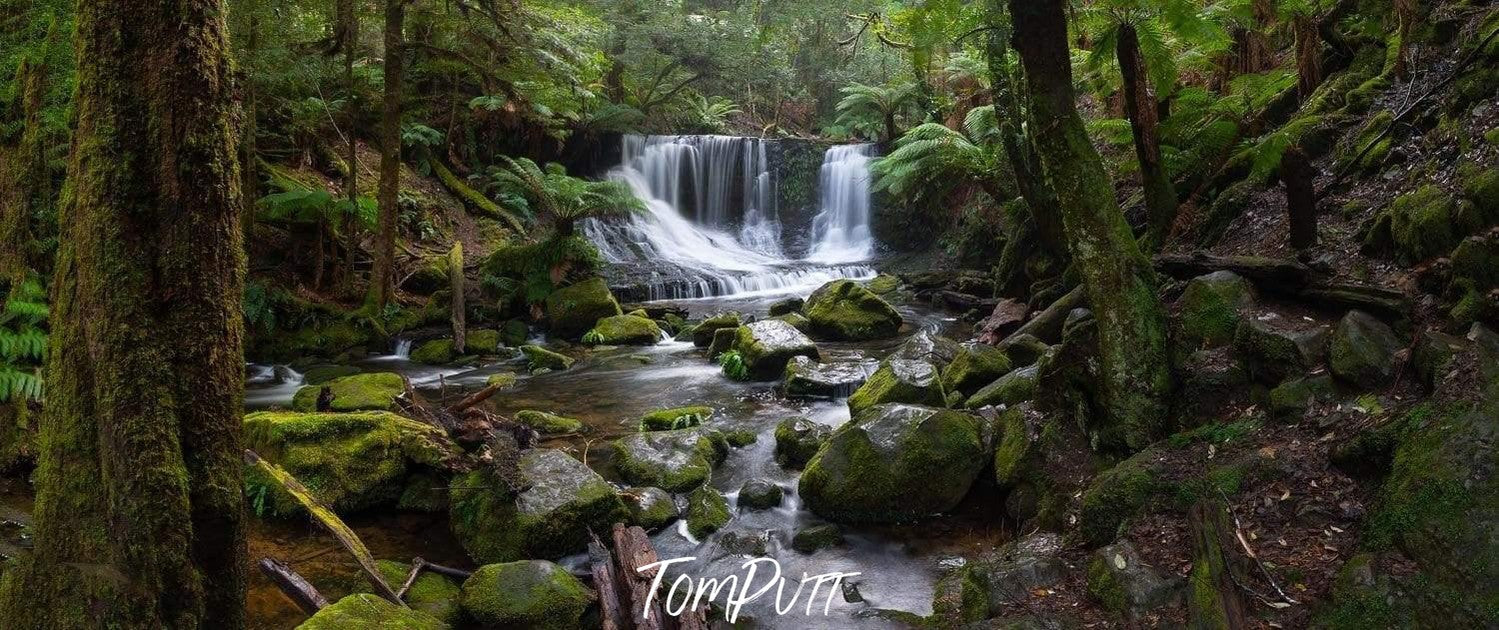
[806,144,876,264]
[584,135,878,300]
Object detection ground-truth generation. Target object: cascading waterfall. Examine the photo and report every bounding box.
[585,135,876,300]
[806,144,876,264]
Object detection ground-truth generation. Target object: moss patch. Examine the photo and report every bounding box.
[458,561,592,630]
[291,372,406,412]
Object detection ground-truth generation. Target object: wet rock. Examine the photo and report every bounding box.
[966,365,1039,409]
[931,564,990,627]
[514,410,583,435]
[707,326,736,359]
[291,372,406,412]
[768,296,804,316]
[692,311,742,347]
[1178,347,1250,418]
[942,342,1014,397]
[302,364,362,385]
[805,279,904,341]
[622,487,678,531]
[715,529,770,556]
[449,449,627,563]
[888,330,962,369]
[1086,541,1183,621]
[458,560,592,630]
[639,406,713,432]
[545,277,622,340]
[685,485,731,538]
[782,356,872,399]
[1361,185,1463,264]
[244,410,456,516]
[847,359,945,417]
[1329,310,1405,388]
[588,314,662,345]
[521,345,573,372]
[998,333,1050,367]
[774,416,831,470]
[729,320,821,380]
[411,338,458,365]
[466,329,503,354]
[612,428,726,492]
[791,523,844,553]
[1232,315,1329,384]
[977,533,1067,603]
[770,311,813,333]
[500,319,530,346]
[866,273,901,295]
[976,299,1029,344]
[361,559,460,624]
[799,404,987,523]
[298,593,445,629]
[738,478,784,510]
[1269,374,1336,419]
[1175,271,1257,348]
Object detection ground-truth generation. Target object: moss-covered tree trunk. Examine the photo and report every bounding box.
[0,54,45,281]
[240,3,261,240]
[1116,24,1177,247]
[0,0,248,626]
[370,0,406,309]
[449,242,466,354]
[1009,0,1172,452]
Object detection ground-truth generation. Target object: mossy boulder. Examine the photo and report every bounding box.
[589,314,661,345]
[805,279,903,341]
[302,364,363,385]
[521,345,573,372]
[770,311,813,333]
[685,485,731,538]
[791,523,844,553]
[966,365,1039,409]
[888,330,962,369]
[998,333,1051,368]
[1449,231,1499,295]
[1411,329,1468,389]
[612,428,726,492]
[639,406,714,432]
[466,329,503,354]
[410,339,457,365]
[692,311,742,347]
[1362,185,1461,264]
[738,478,784,510]
[514,410,583,435]
[1458,160,1499,222]
[297,593,446,629]
[1175,271,1257,348]
[545,277,621,340]
[942,342,1014,397]
[1232,317,1329,384]
[401,256,451,295]
[768,296,804,316]
[782,356,872,398]
[244,410,456,517]
[1086,541,1182,621]
[363,559,460,624]
[867,273,901,295]
[1078,449,1167,547]
[774,416,832,469]
[449,449,627,563]
[931,565,990,627]
[622,487,678,531]
[799,404,988,523]
[707,326,737,359]
[1328,310,1405,388]
[500,319,530,346]
[729,320,820,380]
[846,359,945,417]
[458,561,592,630]
[291,372,406,412]
[1269,374,1337,420]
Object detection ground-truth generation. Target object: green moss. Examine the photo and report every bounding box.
[1079,452,1163,547]
[458,561,591,630]
[297,593,446,629]
[866,274,901,295]
[357,560,460,625]
[691,311,742,346]
[514,410,583,434]
[639,406,713,431]
[1336,110,1394,174]
[0,403,35,473]
[1087,552,1128,615]
[448,451,627,563]
[685,485,730,538]
[1176,271,1256,348]
[941,343,1013,396]
[931,565,989,626]
[466,329,502,354]
[804,280,903,341]
[847,361,945,417]
[291,372,406,412]
[302,364,362,385]
[612,429,725,492]
[587,314,661,346]
[727,320,820,380]
[1268,375,1336,419]
[1364,185,1459,264]
[965,365,1039,409]
[544,277,621,340]
[521,345,573,372]
[410,339,456,365]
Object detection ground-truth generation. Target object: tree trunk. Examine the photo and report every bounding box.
[1294,13,1323,101]
[241,6,261,242]
[370,0,405,310]
[1008,0,1173,452]
[0,0,248,625]
[1282,146,1317,250]
[0,53,45,280]
[1117,24,1177,248]
[450,242,466,354]
[1393,0,1415,80]
[340,0,359,294]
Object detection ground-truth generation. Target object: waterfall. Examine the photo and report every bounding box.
[805,144,876,264]
[585,135,875,301]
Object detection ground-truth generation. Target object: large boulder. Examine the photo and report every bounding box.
[587,314,661,345]
[805,279,903,341]
[410,339,457,365]
[244,411,456,516]
[846,359,945,417]
[799,404,987,523]
[685,485,731,538]
[291,372,406,412]
[942,342,1014,397]
[521,345,573,372]
[513,410,583,435]
[966,365,1039,409]
[692,311,742,347]
[738,478,784,510]
[1232,316,1330,384]
[782,356,873,398]
[1175,271,1257,348]
[768,297,804,316]
[612,428,726,492]
[297,594,445,629]
[545,277,621,340]
[774,416,832,469]
[729,320,820,380]
[976,532,1067,603]
[458,560,593,630]
[888,330,962,369]
[1086,541,1182,622]
[1328,310,1405,388]
[449,449,627,563]
[1361,185,1463,264]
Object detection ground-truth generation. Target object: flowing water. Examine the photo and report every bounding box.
[807,144,877,264]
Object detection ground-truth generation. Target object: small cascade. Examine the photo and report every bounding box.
[806,144,876,264]
[393,338,413,358]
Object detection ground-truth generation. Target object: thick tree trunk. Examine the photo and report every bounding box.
[1008,0,1173,452]
[1282,146,1317,250]
[1117,24,1177,248]
[0,0,248,625]
[450,242,466,354]
[370,0,405,309]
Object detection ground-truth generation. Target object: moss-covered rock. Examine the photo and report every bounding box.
[966,365,1039,409]
[1269,374,1336,420]
[1411,329,1468,389]
[622,487,678,531]
[1086,541,1181,621]
[255,318,373,363]
[974,532,1068,603]
[805,279,903,341]
[410,339,457,365]
[738,478,784,510]
[771,311,813,333]
[774,416,832,470]
[768,297,804,316]
[1078,450,1166,547]
[729,320,820,380]
[1362,185,1461,264]
[1336,110,1395,174]
[685,485,731,538]
[1328,310,1405,388]
[514,410,583,435]
[791,523,844,553]
[942,342,1014,397]
[545,277,621,340]
[692,311,742,347]
[707,326,737,359]
[458,560,592,630]
[500,319,530,346]
[466,329,503,354]
[639,406,714,432]
[1175,271,1257,348]
[302,364,363,385]
[1232,317,1329,384]
[244,410,456,517]
[362,559,460,624]
[1449,231,1499,294]
[588,314,661,346]
[998,333,1051,368]
[931,564,990,627]
[449,449,627,563]
[866,273,901,295]
[847,360,945,417]
[401,256,451,296]
[291,372,406,412]
[297,593,447,629]
[782,356,872,398]
[521,345,573,372]
[612,428,726,492]
[799,404,987,523]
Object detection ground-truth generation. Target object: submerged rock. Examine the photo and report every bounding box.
[791,523,844,553]
[707,326,737,359]
[291,372,406,412]
[298,594,446,629]
[799,404,987,523]
[514,410,583,435]
[545,277,622,340]
[1086,541,1182,621]
[449,449,626,563]
[782,356,872,398]
[612,428,726,492]
[846,359,945,417]
[729,320,820,380]
[521,345,573,372]
[943,341,1014,397]
[638,406,713,431]
[774,416,832,470]
[738,478,784,510]
[685,485,731,538]
[1328,310,1405,388]
[458,560,592,630]
[622,487,678,531]
[805,279,903,341]
[692,311,742,347]
[588,314,662,345]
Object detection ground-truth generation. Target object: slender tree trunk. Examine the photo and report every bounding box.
[449,242,466,354]
[1282,146,1317,250]
[1294,13,1323,101]
[339,0,359,294]
[1009,0,1173,452]
[1117,24,1177,248]
[241,6,261,242]
[0,0,248,625]
[370,0,405,309]
[1393,0,1415,80]
[0,53,46,280]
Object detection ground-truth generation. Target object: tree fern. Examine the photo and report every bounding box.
[0,276,48,402]
[489,156,644,235]
[834,82,917,143]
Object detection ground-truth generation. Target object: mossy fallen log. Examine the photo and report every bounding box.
[429,158,525,232]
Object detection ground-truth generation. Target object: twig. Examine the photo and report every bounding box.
[396,558,428,601]
[1219,490,1299,606]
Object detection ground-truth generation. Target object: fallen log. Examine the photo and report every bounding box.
[1187,500,1250,629]
[589,532,627,630]
[448,382,502,414]
[258,557,329,616]
[1006,286,1085,345]
[1156,253,1313,285]
[1154,252,1410,319]
[612,523,667,630]
[396,558,428,601]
